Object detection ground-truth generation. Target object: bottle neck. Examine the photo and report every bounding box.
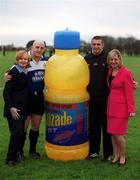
[55,49,79,55]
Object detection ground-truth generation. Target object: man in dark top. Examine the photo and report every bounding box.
[25,40,47,159]
[84,36,113,161]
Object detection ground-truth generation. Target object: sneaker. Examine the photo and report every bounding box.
[89,153,99,159]
[17,152,25,162]
[29,152,40,159]
[104,155,112,161]
[5,160,16,166]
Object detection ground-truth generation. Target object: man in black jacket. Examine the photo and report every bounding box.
[84,36,113,161]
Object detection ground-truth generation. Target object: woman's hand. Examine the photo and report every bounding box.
[10,107,20,120]
[4,73,12,82]
[129,112,136,117]
[133,80,138,89]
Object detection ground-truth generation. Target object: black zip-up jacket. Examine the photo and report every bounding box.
[3,66,27,119]
[84,50,109,97]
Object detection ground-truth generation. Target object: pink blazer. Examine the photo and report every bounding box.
[107,66,135,118]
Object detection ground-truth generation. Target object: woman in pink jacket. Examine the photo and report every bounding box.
[107,49,135,165]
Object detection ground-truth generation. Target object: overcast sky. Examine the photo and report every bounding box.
[1,0,140,47]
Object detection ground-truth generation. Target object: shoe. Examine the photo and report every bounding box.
[104,155,112,161]
[118,159,127,166]
[17,154,25,162]
[111,159,119,164]
[89,153,99,159]
[6,160,16,166]
[29,152,40,159]
[17,152,25,162]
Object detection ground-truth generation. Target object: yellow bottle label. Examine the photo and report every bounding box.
[45,100,89,146]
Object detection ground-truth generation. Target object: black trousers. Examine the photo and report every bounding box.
[89,95,113,159]
[6,117,25,161]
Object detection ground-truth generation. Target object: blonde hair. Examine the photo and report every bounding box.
[15,50,30,65]
[107,49,123,67]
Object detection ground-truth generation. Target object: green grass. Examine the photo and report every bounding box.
[0,51,140,180]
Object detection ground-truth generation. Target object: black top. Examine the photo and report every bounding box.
[108,74,114,86]
[84,50,109,96]
[3,66,28,119]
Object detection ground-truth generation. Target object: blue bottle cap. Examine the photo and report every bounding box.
[54,30,80,49]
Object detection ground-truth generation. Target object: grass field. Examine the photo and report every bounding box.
[0,51,140,180]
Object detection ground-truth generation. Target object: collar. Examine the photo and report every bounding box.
[15,65,26,74]
[32,59,40,64]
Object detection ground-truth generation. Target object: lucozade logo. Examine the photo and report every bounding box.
[46,111,72,127]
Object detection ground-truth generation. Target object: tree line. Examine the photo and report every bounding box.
[1,36,140,56]
[80,36,140,56]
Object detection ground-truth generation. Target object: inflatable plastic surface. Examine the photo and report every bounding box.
[44,30,89,161]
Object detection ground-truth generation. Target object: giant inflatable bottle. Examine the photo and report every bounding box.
[44,30,89,161]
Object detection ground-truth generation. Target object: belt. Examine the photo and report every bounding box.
[29,91,43,95]
[34,91,38,95]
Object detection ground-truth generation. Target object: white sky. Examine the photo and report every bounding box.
[0,0,140,47]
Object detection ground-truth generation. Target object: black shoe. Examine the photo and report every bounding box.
[111,159,119,164]
[6,160,16,166]
[118,159,127,166]
[17,152,25,162]
[29,152,40,159]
